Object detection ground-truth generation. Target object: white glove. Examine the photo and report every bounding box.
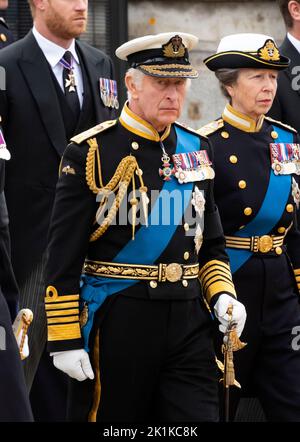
[51,349,95,382]
[214,293,247,337]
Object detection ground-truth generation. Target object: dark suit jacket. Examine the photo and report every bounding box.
[0,31,116,284]
[268,36,300,132]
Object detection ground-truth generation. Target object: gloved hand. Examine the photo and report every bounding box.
[214,293,246,337]
[51,349,95,381]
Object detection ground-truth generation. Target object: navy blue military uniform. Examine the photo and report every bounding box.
[200,108,300,421]
[44,101,238,422]
[0,18,14,49]
[0,152,32,421]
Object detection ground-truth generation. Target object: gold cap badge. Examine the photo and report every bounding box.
[162,35,186,58]
[258,39,280,62]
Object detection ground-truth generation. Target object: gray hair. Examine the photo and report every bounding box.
[125,68,191,100]
[125,68,145,100]
[214,68,240,100]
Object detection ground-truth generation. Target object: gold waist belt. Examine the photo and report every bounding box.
[83,259,199,283]
[225,234,285,254]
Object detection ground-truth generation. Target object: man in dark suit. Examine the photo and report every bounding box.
[0,0,14,49]
[0,0,117,403]
[268,1,300,131]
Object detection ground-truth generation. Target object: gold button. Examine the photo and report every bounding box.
[182,280,188,287]
[238,180,247,189]
[135,168,143,176]
[131,141,139,150]
[244,207,252,216]
[0,34,7,42]
[183,252,190,260]
[184,223,189,232]
[239,225,245,230]
[275,247,283,255]
[286,204,294,213]
[150,281,157,289]
[229,155,238,164]
[221,131,229,139]
[277,227,286,234]
[271,131,278,139]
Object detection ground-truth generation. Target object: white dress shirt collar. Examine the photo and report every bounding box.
[32,26,79,68]
[287,32,300,55]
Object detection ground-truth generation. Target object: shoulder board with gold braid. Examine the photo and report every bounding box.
[70,119,117,145]
[197,119,224,137]
[174,120,208,139]
[264,116,297,134]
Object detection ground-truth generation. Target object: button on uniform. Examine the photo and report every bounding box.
[286,204,294,213]
[221,131,229,139]
[277,227,286,234]
[131,142,139,150]
[229,155,238,164]
[244,207,252,216]
[184,223,189,232]
[271,131,278,139]
[238,180,247,189]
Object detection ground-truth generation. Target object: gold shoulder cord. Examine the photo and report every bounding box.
[86,138,149,242]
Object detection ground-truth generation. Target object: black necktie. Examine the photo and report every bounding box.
[61,51,80,121]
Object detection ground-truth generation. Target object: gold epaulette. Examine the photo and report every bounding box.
[175,121,207,139]
[265,116,297,133]
[197,119,224,137]
[70,119,117,145]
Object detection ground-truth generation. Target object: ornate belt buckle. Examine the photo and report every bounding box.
[258,235,273,253]
[165,263,183,282]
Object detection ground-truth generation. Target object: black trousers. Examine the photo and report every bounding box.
[216,252,300,422]
[0,290,33,421]
[68,295,219,422]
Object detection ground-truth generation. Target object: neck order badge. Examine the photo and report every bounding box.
[60,51,80,119]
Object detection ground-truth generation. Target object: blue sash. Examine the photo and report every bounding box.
[227,124,293,274]
[81,125,201,350]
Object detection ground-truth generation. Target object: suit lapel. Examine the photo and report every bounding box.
[280,36,300,98]
[18,32,67,157]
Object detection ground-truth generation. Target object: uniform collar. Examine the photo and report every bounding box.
[119,102,171,142]
[32,26,79,69]
[222,103,264,133]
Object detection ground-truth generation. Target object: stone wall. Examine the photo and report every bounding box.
[128,1,285,128]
